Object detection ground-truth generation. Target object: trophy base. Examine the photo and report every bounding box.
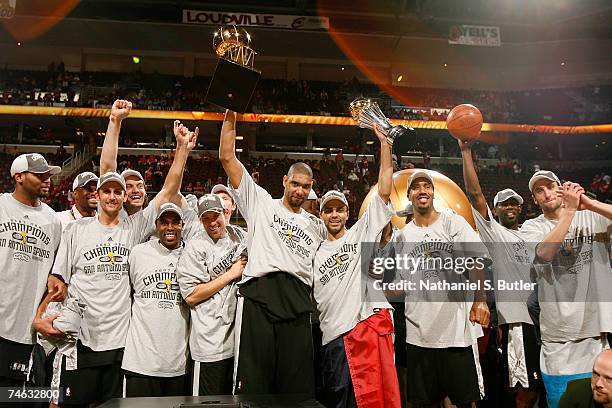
[205,58,261,113]
[390,126,417,155]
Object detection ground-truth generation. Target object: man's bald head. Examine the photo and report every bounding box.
[283,162,313,211]
[592,349,612,405]
[287,162,313,179]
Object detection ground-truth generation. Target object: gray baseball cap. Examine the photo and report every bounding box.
[156,202,184,221]
[198,194,225,217]
[320,190,348,211]
[97,172,127,191]
[10,153,61,177]
[528,170,561,193]
[72,172,99,191]
[493,188,524,206]
[121,169,145,183]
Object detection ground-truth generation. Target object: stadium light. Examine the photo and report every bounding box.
[132,56,141,64]
[396,74,403,82]
[236,136,244,140]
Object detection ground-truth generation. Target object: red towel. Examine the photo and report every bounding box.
[343,309,401,408]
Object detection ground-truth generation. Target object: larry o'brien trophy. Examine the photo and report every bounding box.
[205,25,261,113]
[349,98,414,147]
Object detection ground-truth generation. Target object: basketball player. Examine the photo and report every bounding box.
[121,203,190,397]
[314,126,400,408]
[177,194,246,396]
[0,153,66,389]
[99,99,148,216]
[520,171,612,408]
[49,121,198,406]
[460,140,541,408]
[397,170,490,408]
[212,184,238,223]
[219,109,325,394]
[57,171,99,230]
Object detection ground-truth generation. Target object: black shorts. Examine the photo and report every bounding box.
[405,343,481,405]
[124,370,188,397]
[194,358,234,396]
[57,342,123,406]
[500,322,542,390]
[391,303,406,368]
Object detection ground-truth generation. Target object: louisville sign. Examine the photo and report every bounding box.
[183,10,329,30]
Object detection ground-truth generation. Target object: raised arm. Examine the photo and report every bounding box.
[154,121,199,210]
[100,100,132,175]
[579,193,612,220]
[218,110,243,189]
[459,139,488,219]
[535,182,582,263]
[373,126,392,204]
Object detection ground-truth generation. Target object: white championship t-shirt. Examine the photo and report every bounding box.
[122,239,189,377]
[51,204,158,351]
[228,164,325,286]
[0,194,62,345]
[314,194,394,345]
[472,206,534,325]
[177,225,246,362]
[398,211,490,348]
[521,211,612,343]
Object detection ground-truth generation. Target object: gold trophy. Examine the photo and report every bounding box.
[349,98,412,146]
[206,25,261,113]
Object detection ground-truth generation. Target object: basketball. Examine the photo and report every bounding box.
[446,104,483,142]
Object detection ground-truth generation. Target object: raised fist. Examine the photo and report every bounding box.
[110,99,132,121]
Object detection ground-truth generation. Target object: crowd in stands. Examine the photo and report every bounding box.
[2,144,610,226]
[1,63,611,125]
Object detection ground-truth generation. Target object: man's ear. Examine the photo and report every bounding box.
[282,175,288,188]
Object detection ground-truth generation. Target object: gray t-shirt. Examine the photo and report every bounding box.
[398,211,489,348]
[177,225,246,362]
[521,211,612,343]
[314,194,393,345]
[228,164,325,285]
[472,206,534,325]
[51,204,157,351]
[122,239,189,377]
[0,194,62,344]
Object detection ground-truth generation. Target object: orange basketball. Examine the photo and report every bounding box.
[446,104,483,142]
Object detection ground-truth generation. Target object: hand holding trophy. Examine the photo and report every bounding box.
[206,25,261,113]
[349,98,413,146]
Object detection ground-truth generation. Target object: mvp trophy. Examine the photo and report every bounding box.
[205,25,261,113]
[349,98,414,146]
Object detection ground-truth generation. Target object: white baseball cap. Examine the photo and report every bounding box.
[121,169,145,183]
[211,184,235,202]
[528,170,561,193]
[156,202,184,221]
[407,170,434,190]
[72,172,99,191]
[10,153,61,177]
[97,172,127,191]
[319,190,348,211]
[493,188,524,206]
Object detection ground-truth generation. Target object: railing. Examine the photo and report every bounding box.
[51,144,94,184]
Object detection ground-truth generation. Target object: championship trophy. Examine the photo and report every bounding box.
[205,25,261,113]
[349,98,414,146]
